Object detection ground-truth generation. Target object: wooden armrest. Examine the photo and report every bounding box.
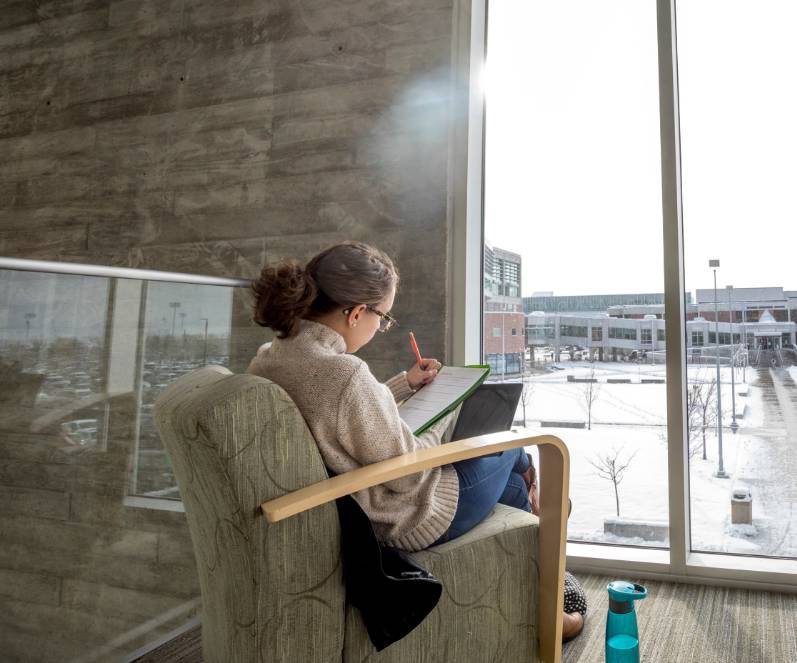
[261,428,569,663]
[261,429,566,522]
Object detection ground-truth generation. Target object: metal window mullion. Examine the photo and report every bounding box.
[657,0,690,575]
[448,0,487,366]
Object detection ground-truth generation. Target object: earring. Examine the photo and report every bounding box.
[353,323,358,327]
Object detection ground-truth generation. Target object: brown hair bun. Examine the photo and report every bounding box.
[251,242,399,338]
[251,260,317,338]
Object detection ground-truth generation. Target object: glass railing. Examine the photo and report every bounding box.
[0,259,254,663]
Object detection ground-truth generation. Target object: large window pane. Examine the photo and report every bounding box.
[678,0,797,558]
[484,0,668,547]
[0,267,250,662]
[132,281,233,498]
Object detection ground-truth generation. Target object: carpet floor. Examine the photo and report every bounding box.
[564,574,797,663]
[135,574,797,663]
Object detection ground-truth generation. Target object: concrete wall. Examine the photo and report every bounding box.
[0,1,462,660]
[0,0,458,373]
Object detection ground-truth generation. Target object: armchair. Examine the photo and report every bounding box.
[155,366,569,663]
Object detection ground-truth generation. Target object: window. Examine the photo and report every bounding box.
[0,270,112,452]
[609,327,638,341]
[134,281,234,498]
[0,267,241,502]
[493,327,502,337]
[560,325,588,338]
[484,0,667,549]
[527,323,555,343]
[458,0,797,591]
[511,328,517,336]
[0,260,247,659]
[679,0,797,559]
[641,328,652,343]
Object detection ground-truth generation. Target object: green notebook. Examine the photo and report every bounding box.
[397,364,490,435]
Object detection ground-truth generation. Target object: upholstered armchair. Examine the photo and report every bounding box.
[154,366,569,663]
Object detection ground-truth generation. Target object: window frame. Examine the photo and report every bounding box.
[448,0,797,589]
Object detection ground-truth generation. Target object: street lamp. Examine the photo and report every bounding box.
[179,312,187,347]
[24,312,36,343]
[741,302,748,382]
[709,259,728,477]
[501,309,506,381]
[199,317,209,366]
[727,285,738,434]
[168,302,181,337]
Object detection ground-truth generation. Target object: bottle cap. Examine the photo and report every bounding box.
[607,580,648,603]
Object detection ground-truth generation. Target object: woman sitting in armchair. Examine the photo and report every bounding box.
[247,241,584,641]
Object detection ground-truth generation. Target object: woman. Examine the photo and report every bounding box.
[248,241,583,639]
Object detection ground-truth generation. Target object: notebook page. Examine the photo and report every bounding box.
[397,366,487,434]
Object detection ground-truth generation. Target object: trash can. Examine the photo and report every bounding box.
[731,485,752,525]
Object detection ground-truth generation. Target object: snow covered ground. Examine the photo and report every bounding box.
[492,359,796,557]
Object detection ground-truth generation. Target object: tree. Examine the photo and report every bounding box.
[686,383,704,458]
[520,370,535,426]
[695,378,717,460]
[588,446,638,517]
[583,365,601,430]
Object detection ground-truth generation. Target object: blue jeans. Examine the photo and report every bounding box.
[433,448,531,545]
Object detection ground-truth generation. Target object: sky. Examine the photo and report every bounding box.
[484,0,797,297]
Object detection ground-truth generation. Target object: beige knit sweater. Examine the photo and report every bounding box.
[247,320,459,551]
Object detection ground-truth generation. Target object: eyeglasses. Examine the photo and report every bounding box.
[343,306,399,333]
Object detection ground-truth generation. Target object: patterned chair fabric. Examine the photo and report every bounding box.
[155,367,540,663]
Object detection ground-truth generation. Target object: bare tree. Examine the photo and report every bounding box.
[520,370,535,426]
[583,365,601,430]
[685,383,704,458]
[695,378,717,460]
[588,446,638,517]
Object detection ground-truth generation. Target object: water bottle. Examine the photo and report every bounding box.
[606,580,647,663]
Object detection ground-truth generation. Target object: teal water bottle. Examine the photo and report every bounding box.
[606,580,647,663]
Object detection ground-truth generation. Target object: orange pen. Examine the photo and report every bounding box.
[409,331,424,367]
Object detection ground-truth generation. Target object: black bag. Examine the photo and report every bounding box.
[335,494,443,651]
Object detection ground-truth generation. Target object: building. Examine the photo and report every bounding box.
[483,243,525,374]
[694,286,797,324]
[526,285,797,362]
[527,311,661,362]
[523,292,693,314]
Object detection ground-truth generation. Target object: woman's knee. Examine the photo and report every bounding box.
[504,447,530,474]
[454,451,521,488]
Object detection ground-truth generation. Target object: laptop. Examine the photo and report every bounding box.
[450,382,523,441]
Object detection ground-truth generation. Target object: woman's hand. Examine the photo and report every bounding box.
[406,359,442,390]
